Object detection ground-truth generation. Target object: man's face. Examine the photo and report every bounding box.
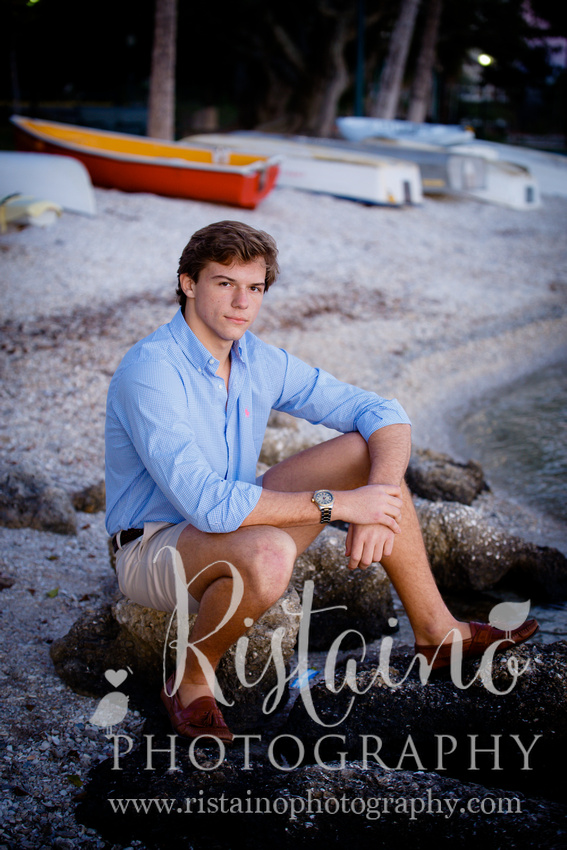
[179,258,266,355]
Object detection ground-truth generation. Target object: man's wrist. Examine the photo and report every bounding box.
[312,489,334,523]
[330,490,350,524]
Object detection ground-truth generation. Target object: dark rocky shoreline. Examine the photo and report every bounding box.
[71,639,567,849]
[14,440,562,850]
[1,410,566,850]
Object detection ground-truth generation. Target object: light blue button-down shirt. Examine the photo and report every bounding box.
[105,308,411,536]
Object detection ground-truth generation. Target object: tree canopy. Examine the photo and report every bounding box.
[1,0,564,140]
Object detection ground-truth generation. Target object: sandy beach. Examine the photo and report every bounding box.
[1,170,566,847]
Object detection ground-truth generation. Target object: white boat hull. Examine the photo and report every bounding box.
[336,116,475,146]
[464,159,540,210]
[330,135,540,210]
[0,151,96,216]
[183,132,423,207]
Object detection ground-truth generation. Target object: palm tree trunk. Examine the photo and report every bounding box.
[146,0,178,140]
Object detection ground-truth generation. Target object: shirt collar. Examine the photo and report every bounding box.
[169,307,248,371]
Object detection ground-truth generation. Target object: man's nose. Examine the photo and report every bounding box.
[232,288,248,307]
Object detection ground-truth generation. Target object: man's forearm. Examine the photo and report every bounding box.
[241,484,403,531]
[240,423,410,532]
[240,487,326,528]
[366,424,411,487]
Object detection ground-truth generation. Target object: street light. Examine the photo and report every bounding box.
[477,53,494,67]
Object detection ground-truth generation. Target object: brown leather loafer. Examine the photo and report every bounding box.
[160,676,234,743]
[414,618,539,670]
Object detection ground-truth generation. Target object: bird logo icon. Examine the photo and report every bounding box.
[488,600,532,640]
[88,668,132,732]
[89,692,129,730]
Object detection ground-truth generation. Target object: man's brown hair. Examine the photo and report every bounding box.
[176,220,279,309]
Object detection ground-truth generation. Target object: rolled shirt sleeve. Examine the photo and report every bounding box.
[265,346,411,437]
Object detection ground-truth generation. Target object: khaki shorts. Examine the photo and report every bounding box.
[115,476,266,614]
[115,521,200,614]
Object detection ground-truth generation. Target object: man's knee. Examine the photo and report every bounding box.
[244,527,297,600]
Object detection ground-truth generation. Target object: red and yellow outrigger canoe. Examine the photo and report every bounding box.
[10,115,280,209]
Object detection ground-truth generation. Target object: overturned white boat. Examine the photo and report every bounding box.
[333,124,540,210]
[336,116,475,146]
[0,151,96,216]
[462,157,540,209]
[182,131,423,207]
[211,131,489,200]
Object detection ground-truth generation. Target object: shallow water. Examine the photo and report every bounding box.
[456,361,567,643]
[458,361,567,525]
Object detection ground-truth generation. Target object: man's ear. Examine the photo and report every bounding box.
[179,273,197,300]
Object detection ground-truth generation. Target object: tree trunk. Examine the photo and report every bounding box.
[146,0,178,140]
[301,17,351,136]
[253,10,353,138]
[407,0,443,123]
[369,0,421,119]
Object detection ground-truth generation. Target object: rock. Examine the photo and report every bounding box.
[50,586,302,731]
[77,731,567,849]
[49,600,132,698]
[71,480,106,513]
[0,573,16,590]
[500,544,567,601]
[292,526,395,650]
[115,587,301,730]
[407,448,488,505]
[0,458,77,535]
[415,497,567,597]
[280,640,567,804]
[259,425,313,467]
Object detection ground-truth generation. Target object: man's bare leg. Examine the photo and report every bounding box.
[262,432,471,646]
[174,523,298,706]
[379,483,471,645]
[173,431,469,708]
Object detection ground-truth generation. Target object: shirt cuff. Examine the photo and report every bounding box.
[355,401,411,441]
[204,481,264,534]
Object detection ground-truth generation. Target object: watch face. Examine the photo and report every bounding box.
[315,490,333,506]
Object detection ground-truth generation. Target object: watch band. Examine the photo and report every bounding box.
[312,489,334,524]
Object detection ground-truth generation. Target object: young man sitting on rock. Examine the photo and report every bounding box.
[105,220,538,742]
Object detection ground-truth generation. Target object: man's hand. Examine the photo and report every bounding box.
[345,522,396,570]
[339,424,410,569]
[335,483,403,530]
[338,483,404,570]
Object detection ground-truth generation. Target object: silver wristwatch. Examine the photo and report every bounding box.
[312,490,334,523]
